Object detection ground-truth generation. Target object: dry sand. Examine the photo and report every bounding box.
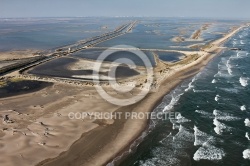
[0,50,41,61]
[0,25,245,166]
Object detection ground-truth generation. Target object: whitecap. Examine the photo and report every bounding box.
[241,105,246,111]
[239,77,249,87]
[176,114,191,123]
[213,109,241,121]
[237,52,241,58]
[185,77,196,92]
[215,95,220,102]
[163,94,183,112]
[243,149,250,159]
[139,146,182,166]
[246,132,250,140]
[139,157,181,166]
[212,79,217,84]
[219,87,239,94]
[193,144,225,161]
[174,125,194,142]
[213,118,232,135]
[193,89,213,93]
[185,83,194,92]
[245,118,250,127]
[194,126,215,146]
[195,110,211,116]
[237,51,248,58]
[226,59,233,75]
[172,123,179,130]
[232,41,236,47]
[195,110,214,119]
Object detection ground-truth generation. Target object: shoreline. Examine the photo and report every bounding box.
[105,25,246,166]
[37,25,244,166]
[0,24,246,166]
[107,72,198,166]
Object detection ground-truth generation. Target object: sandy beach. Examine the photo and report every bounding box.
[0,24,245,166]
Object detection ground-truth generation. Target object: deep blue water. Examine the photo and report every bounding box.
[119,26,250,166]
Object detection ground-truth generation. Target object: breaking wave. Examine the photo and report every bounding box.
[176,114,191,123]
[239,77,249,87]
[213,118,232,135]
[243,149,250,159]
[244,119,250,127]
[241,105,247,111]
[193,143,225,161]
[246,132,250,141]
[213,109,241,121]
[185,77,196,92]
[163,93,183,112]
[215,95,220,102]
[194,126,215,146]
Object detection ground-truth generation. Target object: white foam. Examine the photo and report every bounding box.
[185,77,196,92]
[194,126,215,146]
[172,123,179,130]
[237,52,240,58]
[245,119,250,127]
[139,157,181,166]
[195,110,214,119]
[212,79,217,84]
[213,109,241,121]
[240,40,245,45]
[243,149,250,159]
[226,59,233,75]
[241,105,247,111]
[176,114,191,123]
[213,118,225,135]
[213,109,219,116]
[193,89,213,93]
[236,52,248,58]
[193,144,225,161]
[195,110,211,116]
[174,125,194,142]
[219,87,239,94]
[163,94,183,112]
[232,41,236,47]
[240,77,249,87]
[215,95,220,102]
[246,132,250,140]
[213,118,233,135]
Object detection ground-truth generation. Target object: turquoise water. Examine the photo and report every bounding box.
[119,26,250,166]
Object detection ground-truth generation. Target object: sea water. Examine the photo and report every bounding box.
[119,26,250,166]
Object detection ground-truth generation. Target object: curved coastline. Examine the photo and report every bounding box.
[36,25,244,166]
[0,23,246,166]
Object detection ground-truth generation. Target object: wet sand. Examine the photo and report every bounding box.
[0,25,245,166]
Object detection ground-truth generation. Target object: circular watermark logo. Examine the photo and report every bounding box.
[93,45,154,106]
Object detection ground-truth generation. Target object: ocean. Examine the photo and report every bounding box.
[1,18,249,165]
[119,26,250,166]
